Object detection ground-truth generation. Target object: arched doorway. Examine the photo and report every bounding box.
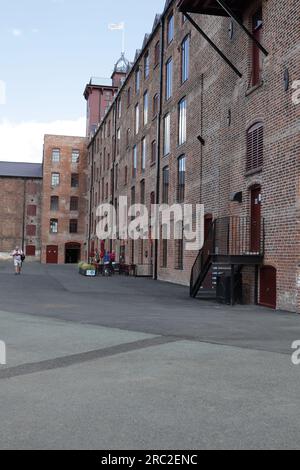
[65,243,81,264]
[260,266,277,309]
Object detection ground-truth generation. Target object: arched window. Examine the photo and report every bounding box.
[246,122,263,173]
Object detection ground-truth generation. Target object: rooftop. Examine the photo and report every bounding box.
[0,162,43,179]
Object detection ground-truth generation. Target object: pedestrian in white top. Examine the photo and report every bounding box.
[11,246,24,275]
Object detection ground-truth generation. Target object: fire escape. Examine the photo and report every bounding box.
[178,0,268,304]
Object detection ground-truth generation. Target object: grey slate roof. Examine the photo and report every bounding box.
[0,162,43,178]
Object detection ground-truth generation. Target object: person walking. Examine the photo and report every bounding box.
[11,246,24,275]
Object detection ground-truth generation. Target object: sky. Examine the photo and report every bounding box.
[0,0,165,163]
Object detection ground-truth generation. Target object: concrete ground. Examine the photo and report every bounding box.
[0,260,300,449]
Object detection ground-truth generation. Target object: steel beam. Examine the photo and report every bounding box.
[184,12,243,78]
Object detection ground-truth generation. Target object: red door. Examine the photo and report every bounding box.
[260,266,277,309]
[46,245,58,264]
[250,186,262,253]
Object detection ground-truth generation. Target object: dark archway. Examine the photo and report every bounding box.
[65,243,81,264]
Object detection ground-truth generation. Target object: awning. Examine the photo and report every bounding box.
[178,0,246,17]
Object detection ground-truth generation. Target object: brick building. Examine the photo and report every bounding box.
[0,162,42,258]
[85,0,300,313]
[41,135,88,264]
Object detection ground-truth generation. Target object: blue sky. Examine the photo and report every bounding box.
[0,0,165,162]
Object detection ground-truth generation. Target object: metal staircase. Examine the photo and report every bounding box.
[190,216,265,304]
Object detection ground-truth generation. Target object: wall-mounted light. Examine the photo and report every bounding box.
[284,68,290,92]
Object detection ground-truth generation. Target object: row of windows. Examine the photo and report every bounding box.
[52,149,80,164]
[50,196,79,212]
[50,219,78,234]
[51,173,79,188]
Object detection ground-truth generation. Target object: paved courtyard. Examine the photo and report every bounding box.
[0,261,300,449]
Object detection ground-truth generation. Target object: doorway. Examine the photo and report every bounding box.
[260,266,277,309]
[65,243,81,264]
[46,245,58,264]
[250,186,262,253]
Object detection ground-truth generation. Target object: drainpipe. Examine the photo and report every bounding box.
[88,140,95,261]
[111,100,118,253]
[153,16,165,281]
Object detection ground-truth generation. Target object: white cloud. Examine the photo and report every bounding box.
[11,28,23,37]
[0,117,86,163]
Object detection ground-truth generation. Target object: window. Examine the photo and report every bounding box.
[50,196,59,211]
[132,145,137,178]
[151,140,157,164]
[70,197,78,211]
[162,166,169,204]
[72,150,80,164]
[117,97,122,119]
[117,128,121,155]
[167,13,174,44]
[115,164,119,190]
[50,219,58,234]
[126,128,131,147]
[135,68,141,93]
[178,98,187,145]
[135,104,140,134]
[26,225,36,236]
[141,137,147,173]
[127,87,131,107]
[181,36,190,83]
[144,51,150,79]
[175,225,184,270]
[163,114,171,156]
[154,41,160,67]
[27,205,36,216]
[71,173,79,188]
[162,240,168,268]
[69,219,78,234]
[140,180,145,205]
[26,245,36,257]
[51,173,60,187]
[166,58,173,100]
[252,8,263,86]
[153,93,159,117]
[177,155,186,203]
[143,91,148,125]
[246,122,263,173]
[52,149,60,163]
[124,166,128,185]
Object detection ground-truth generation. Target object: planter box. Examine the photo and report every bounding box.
[79,268,96,277]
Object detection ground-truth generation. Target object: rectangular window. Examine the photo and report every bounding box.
[166,58,173,100]
[135,68,141,93]
[151,140,157,164]
[162,166,169,204]
[117,128,121,155]
[27,205,37,216]
[70,197,79,211]
[162,239,168,268]
[52,149,60,163]
[153,93,159,117]
[175,228,184,271]
[51,173,60,187]
[135,104,140,134]
[69,219,78,234]
[124,166,128,185]
[163,114,171,156]
[117,98,122,118]
[143,91,148,126]
[132,145,137,178]
[252,8,263,86]
[178,98,187,146]
[50,219,58,234]
[246,123,264,172]
[72,150,80,164]
[140,180,145,205]
[50,196,59,211]
[167,13,174,44]
[127,87,131,107]
[141,137,147,173]
[181,36,190,83]
[71,173,79,188]
[144,51,150,79]
[154,41,160,67]
[26,245,36,256]
[177,155,186,203]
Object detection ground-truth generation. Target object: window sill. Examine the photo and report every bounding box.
[245,81,264,97]
[245,166,263,177]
